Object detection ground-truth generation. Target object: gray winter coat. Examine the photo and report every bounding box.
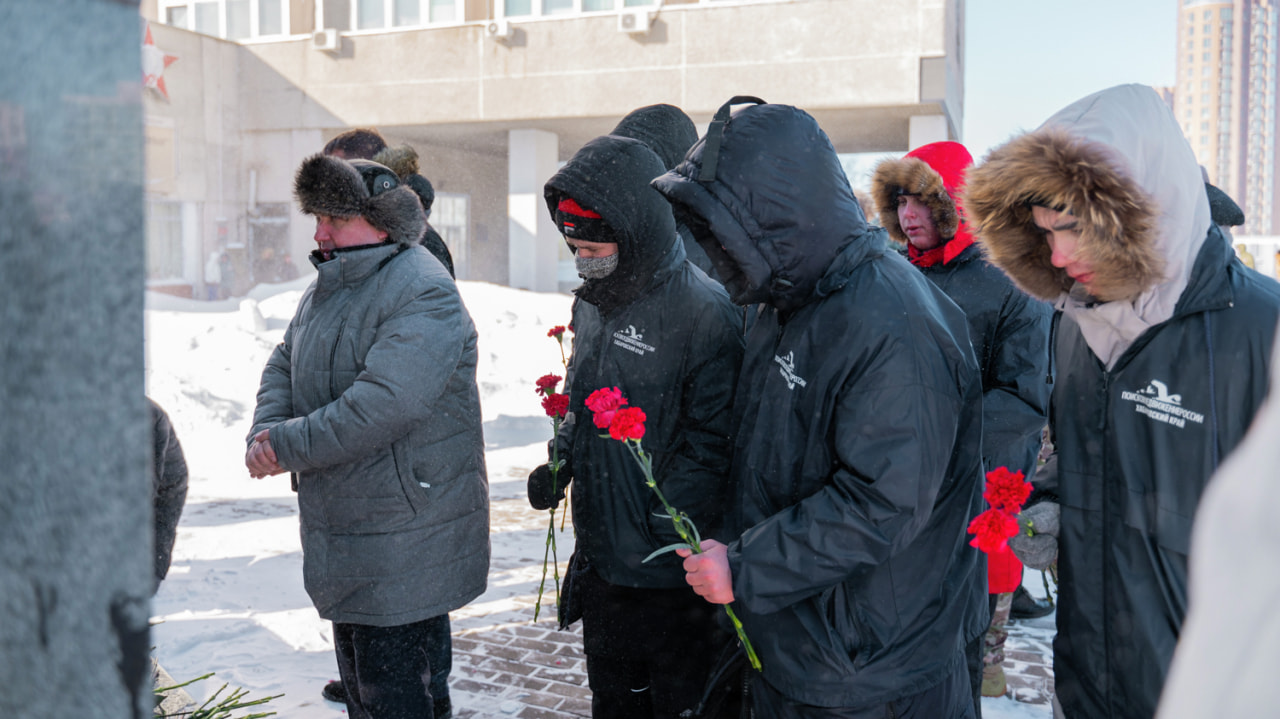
[249,242,489,627]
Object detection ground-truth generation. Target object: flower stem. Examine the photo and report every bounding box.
[624,439,761,671]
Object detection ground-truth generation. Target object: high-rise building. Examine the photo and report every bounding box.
[1174,0,1280,235]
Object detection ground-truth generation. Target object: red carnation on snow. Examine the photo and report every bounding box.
[585,387,628,430]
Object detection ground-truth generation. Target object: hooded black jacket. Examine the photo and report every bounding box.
[964,85,1280,718]
[610,104,715,277]
[652,103,987,708]
[1047,231,1279,717]
[544,135,743,588]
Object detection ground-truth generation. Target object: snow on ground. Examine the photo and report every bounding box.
[145,277,1050,718]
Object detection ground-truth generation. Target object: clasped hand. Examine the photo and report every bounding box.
[245,428,286,478]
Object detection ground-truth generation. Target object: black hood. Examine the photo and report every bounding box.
[650,101,870,312]
[545,135,681,312]
[610,104,698,171]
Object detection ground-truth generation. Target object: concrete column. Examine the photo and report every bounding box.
[908,114,950,150]
[0,3,151,717]
[507,128,560,292]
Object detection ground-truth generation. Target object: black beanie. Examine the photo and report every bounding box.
[554,196,615,243]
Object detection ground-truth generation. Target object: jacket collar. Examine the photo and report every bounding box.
[310,242,404,293]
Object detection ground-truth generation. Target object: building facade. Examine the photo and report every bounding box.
[1175,0,1280,236]
[138,0,965,296]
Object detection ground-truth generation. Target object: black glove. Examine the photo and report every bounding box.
[527,463,567,510]
[1007,501,1060,571]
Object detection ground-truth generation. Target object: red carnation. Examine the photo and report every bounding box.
[608,407,646,441]
[535,373,562,396]
[983,466,1031,514]
[967,508,1020,554]
[585,387,628,429]
[541,392,569,419]
[548,325,567,340]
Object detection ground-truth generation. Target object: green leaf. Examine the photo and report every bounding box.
[642,543,694,563]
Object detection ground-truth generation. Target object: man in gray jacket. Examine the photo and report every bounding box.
[246,153,489,719]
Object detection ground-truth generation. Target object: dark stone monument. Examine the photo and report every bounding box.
[0,2,152,716]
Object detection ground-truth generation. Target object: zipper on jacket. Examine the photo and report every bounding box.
[1046,310,1060,385]
[329,317,348,399]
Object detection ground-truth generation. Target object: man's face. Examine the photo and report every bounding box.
[565,237,618,258]
[1031,205,1096,290]
[314,214,386,258]
[896,194,942,251]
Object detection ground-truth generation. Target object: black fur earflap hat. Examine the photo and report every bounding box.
[293,153,425,246]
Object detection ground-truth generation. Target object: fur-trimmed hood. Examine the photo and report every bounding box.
[870,141,971,250]
[963,84,1212,367]
[294,153,425,247]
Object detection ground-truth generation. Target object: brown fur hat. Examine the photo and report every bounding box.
[870,156,959,245]
[962,127,1164,303]
[294,153,425,246]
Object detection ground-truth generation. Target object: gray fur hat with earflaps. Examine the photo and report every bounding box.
[293,153,425,246]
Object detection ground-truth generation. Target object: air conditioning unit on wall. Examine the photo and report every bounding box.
[486,19,514,40]
[617,9,653,34]
[312,28,339,51]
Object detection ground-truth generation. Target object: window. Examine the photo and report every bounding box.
[146,200,185,281]
[1204,37,1212,47]
[1203,10,1211,20]
[357,0,385,28]
[1203,65,1212,75]
[166,5,188,27]
[1201,122,1211,131]
[1222,7,1232,21]
[1202,107,1210,117]
[394,0,420,26]
[433,193,470,278]
[1204,52,1211,61]
[1204,24,1211,34]
[160,0,286,39]
[583,0,613,8]
[227,0,250,39]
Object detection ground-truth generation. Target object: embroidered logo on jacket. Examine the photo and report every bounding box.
[612,325,656,357]
[1120,379,1205,429]
[774,352,807,390]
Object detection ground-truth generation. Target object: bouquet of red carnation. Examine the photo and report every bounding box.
[584,387,762,671]
[531,324,571,622]
[967,467,1032,555]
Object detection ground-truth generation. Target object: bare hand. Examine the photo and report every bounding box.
[677,539,735,604]
[245,428,285,478]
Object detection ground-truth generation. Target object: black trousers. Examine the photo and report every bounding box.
[579,567,727,718]
[333,616,443,719]
[750,654,976,719]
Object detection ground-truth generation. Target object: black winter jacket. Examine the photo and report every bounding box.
[149,398,188,588]
[1046,231,1280,717]
[545,135,743,588]
[653,103,986,708]
[914,245,1051,477]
